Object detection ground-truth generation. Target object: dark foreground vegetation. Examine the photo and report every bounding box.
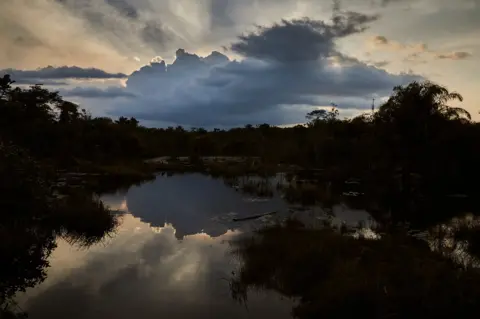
[3,73,479,198]
[230,220,480,319]
[1,72,480,318]
[0,142,119,317]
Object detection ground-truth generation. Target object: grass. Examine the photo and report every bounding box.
[74,158,157,178]
[230,220,480,319]
[58,159,157,195]
[146,156,282,178]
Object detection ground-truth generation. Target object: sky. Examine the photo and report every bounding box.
[1,0,478,128]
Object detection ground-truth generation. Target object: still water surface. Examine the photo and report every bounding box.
[16,174,372,319]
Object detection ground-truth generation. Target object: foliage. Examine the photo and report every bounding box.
[2,74,478,222]
[0,142,118,314]
[2,75,478,202]
[305,104,340,125]
[230,221,480,319]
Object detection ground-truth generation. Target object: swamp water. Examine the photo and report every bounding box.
[13,173,477,318]
[13,173,371,319]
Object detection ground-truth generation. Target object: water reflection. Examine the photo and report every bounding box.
[115,174,289,239]
[229,220,480,319]
[102,174,375,239]
[17,212,292,319]
[0,147,119,318]
[12,173,414,319]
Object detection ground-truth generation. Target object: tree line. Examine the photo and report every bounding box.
[2,74,479,197]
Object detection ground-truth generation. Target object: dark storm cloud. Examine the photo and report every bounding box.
[1,66,127,81]
[229,13,378,63]
[108,15,422,127]
[230,19,336,63]
[61,86,136,99]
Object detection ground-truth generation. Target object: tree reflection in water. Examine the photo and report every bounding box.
[229,219,480,319]
[0,143,119,318]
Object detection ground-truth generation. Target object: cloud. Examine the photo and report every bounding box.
[1,66,127,80]
[1,65,128,88]
[369,34,473,65]
[372,35,388,45]
[60,86,136,99]
[379,0,411,6]
[369,35,428,53]
[209,0,236,29]
[104,0,139,19]
[8,78,69,86]
[50,0,207,62]
[0,0,392,73]
[22,213,291,319]
[1,0,477,122]
[123,173,289,239]
[107,16,423,127]
[140,21,173,51]
[403,52,428,64]
[372,60,390,67]
[228,13,378,63]
[435,51,472,60]
[0,0,140,72]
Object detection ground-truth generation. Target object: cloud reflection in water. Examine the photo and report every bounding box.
[17,188,292,319]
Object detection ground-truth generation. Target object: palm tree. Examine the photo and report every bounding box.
[375,81,470,123]
[373,81,471,197]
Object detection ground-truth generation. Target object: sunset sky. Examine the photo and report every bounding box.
[1,0,478,127]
